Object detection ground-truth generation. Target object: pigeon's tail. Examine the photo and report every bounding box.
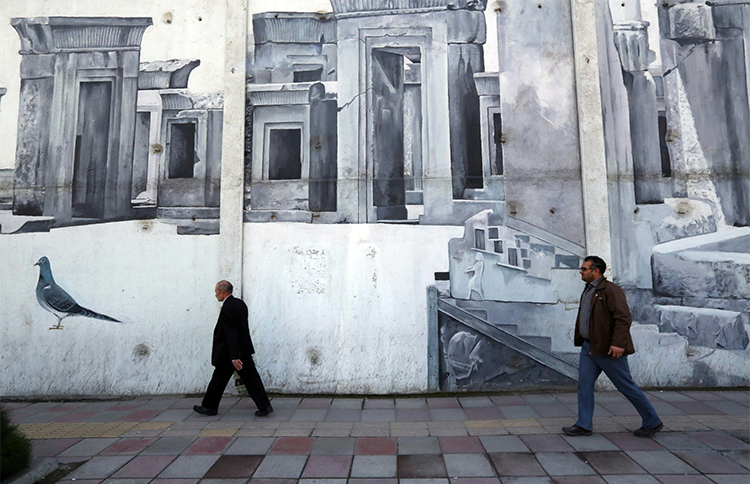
[79,307,120,323]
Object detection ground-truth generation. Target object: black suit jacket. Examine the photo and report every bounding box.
[211,295,255,367]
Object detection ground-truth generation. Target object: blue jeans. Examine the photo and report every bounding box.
[576,341,662,431]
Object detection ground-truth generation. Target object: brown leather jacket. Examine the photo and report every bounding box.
[574,278,635,356]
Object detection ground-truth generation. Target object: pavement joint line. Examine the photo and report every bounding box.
[501,419,542,427]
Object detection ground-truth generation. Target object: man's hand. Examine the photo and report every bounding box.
[608,346,624,358]
[232,359,243,371]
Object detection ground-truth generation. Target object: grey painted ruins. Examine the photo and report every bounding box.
[244,0,749,391]
[1,17,223,235]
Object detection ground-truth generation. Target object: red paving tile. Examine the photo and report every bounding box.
[101,438,157,455]
[204,455,263,478]
[119,409,163,422]
[301,455,352,478]
[112,455,176,478]
[248,480,298,484]
[183,437,235,455]
[356,437,398,455]
[52,412,97,423]
[603,432,665,451]
[31,438,81,457]
[268,436,315,454]
[49,403,90,412]
[439,436,485,454]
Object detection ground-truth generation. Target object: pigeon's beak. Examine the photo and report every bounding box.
[34,261,39,266]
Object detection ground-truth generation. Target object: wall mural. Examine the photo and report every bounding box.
[0,17,223,236]
[0,0,748,395]
[34,256,120,330]
[241,0,749,390]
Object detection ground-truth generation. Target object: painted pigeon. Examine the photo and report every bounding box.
[34,256,120,330]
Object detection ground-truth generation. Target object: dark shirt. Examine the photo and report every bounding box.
[578,277,602,340]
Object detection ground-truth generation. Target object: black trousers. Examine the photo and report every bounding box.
[201,357,271,411]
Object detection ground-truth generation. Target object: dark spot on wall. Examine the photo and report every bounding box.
[151,143,163,154]
[133,344,150,360]
[162,12,173,24]
[549,208,555,214]
[197,16,202,21]
[140,221,153,231]
[307,348,322,366]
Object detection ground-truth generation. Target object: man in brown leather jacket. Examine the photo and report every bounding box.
[562,256,663,438]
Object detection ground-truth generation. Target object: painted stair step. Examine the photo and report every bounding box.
[655,305,748,350]
[519,335,552,352]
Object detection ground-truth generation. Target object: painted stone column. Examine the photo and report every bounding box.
[613,21,665,205]
[11,17,152,222]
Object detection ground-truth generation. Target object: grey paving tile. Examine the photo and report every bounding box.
[459,397,494,408]
[361,410,396,422]
[715,391,749,405]
[312,437,356,455]
[530,404,576,418]
[253,455,308,478]
[325,409,362,422]
[651,402,686,416]
[398,480,450,484]
[650,476,714,483]
[153,409,194,422]
[100,478,152,484]
[398,437,441,454]
[534,452,597,476]
[84,411,131,422]
[498,479,554,484]
[350,455,397,478]
[443,454,496,477]
[701,401,750,415]
[547,477,607,484]
[269,397,302,408]
[291,409,328,421]
[199,479,248,484]
[645,391,695,402]
[429,409,467,421]
[159,455,221,478]
[705,476,750,484]
[624,450,699,474]
[579,451,647,475]
[15,411,59,423]
[69,456,134,479]
[689,432,750,450]
[498,478,554,484]
[396,399,428,409]
[225,437,274,455]
[673,451,750,474]
[721,450,750,470]
[519,435,574,453]
[364,399,395,410]
[59,438,121,457]
[488,453,545,476]
[298,480,347,484]
[330,399,363,410]
[142,438,196,455]
[498,407,540,419]
[562,434,619,452]
[652,433,712,451]
[479,436,530,453]
[602,477,660,484]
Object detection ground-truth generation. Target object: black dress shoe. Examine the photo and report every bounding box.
[193,405,218,416]
[634,422,663,438]
[255,405,274,417]
[562,425,592,436]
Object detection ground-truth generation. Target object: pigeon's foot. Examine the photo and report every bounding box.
[49,324,63,330]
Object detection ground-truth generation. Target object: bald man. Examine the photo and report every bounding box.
[194,281,273,417]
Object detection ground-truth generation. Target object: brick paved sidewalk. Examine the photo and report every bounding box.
[4,390,749,483]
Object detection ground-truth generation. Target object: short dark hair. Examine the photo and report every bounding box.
[583,256,606,274]
[217,280,233,294]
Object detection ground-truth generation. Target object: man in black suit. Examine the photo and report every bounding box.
[194,280,273,417]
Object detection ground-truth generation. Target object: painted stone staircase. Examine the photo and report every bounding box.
[438,297,579,382]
